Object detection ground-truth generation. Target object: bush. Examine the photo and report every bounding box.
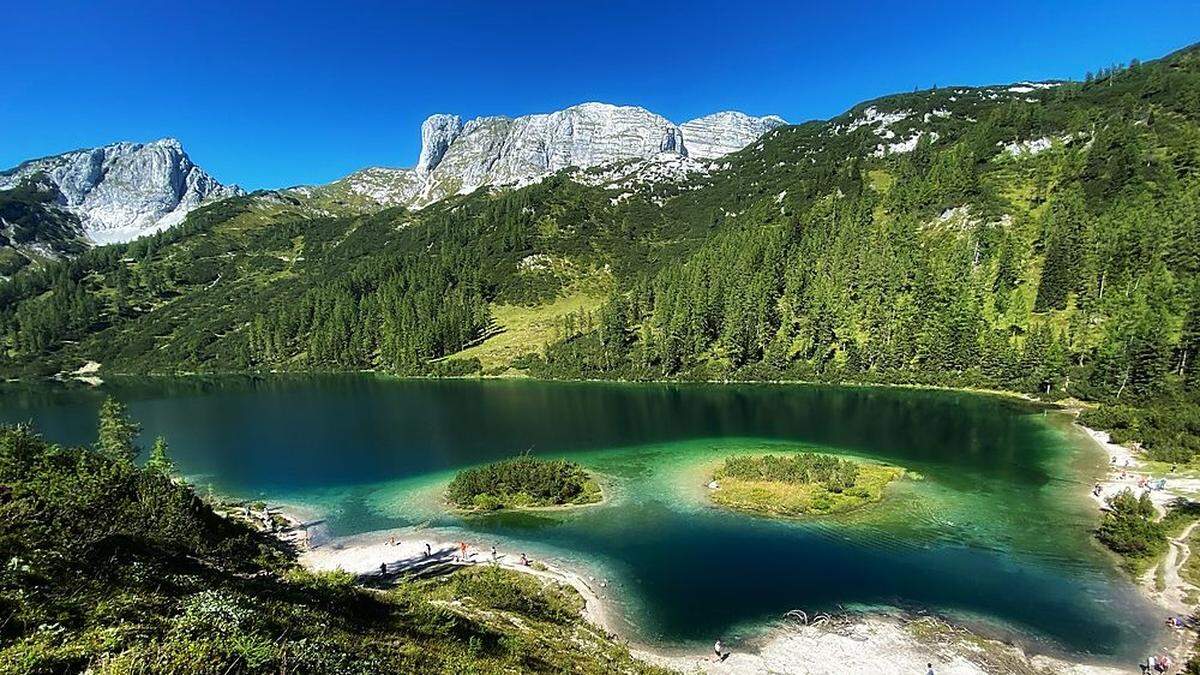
[446,455,598,509]
[718,453,861,492]
[443,567,580,625]
[1096,488,1165,560]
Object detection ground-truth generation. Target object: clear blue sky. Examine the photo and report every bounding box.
[5,1,1199,190]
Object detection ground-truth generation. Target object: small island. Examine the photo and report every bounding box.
[447,455,602,511]
[708,452,903,517]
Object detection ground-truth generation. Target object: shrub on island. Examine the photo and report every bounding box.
[710,452,902,517]
[447,455,601,511]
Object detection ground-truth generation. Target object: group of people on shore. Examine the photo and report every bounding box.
[1097,454,1173,502]
[375,538,537,577]
[1142,653,1173,673]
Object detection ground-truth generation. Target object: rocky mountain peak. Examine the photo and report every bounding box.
[0,138,242,244]
[417,114,464,175]
[314,102,785,210]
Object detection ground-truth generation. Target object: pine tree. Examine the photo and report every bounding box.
[1179,292,1200,382]
[1035,190,1085,312]
[96,397,140,464]
[145,436,176,476]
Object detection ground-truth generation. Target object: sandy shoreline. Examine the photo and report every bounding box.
[271,524,1136,672]
[1076,421,1200,670]
[294,526,1134,674]
[298,526,617,630]
[231,414,1193,674]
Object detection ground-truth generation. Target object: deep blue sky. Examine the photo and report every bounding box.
[5,1,1199,190]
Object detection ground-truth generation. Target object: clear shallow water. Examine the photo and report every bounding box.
[0,375,1161,660]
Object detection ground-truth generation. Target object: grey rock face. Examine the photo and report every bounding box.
[417,102,689,203]
[680,111,788,160]
[0,138,243,244]
[408,103,785,205]
[417,114,464,175]
[336,167,424,207]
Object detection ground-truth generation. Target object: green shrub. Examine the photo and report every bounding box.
[718,453,861,492]
[446,455,598,509]
[1096,488,1165,561]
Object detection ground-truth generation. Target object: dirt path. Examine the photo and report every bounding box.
[1081,423,1198,672]
[1148,520,1200,616]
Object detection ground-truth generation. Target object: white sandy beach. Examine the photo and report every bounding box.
[299,528,616,630]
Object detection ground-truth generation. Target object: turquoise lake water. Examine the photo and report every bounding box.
[0,375,1163,660]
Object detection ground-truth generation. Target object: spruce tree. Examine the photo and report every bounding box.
[145,436,176,476]
[96,397,140,464]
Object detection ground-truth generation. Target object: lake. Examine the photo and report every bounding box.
[0,375,1161,660]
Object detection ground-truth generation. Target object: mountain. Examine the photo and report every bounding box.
[680,111,788,160]
[290,103,786,210]
[3,44,1199,467]
[418,103,685,201]
[415,102,787,204]
[0,105,782,249]
[0,138,243,245]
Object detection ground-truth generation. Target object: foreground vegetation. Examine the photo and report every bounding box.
[446,455,602,511]
[709,453,903,517]
[0,406,658,674]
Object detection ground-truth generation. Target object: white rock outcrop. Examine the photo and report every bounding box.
[680,111,787,160]
[417,114,464,175]
[403,102,786,205]
[313,103,784,209]
[420,103,686,202]
[340,167,424,206]
[0,138,242,244]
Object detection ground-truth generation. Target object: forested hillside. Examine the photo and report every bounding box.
[0,176,88,276]
[2,44,1199,458]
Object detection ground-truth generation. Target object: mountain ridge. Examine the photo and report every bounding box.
[0,103,787,248]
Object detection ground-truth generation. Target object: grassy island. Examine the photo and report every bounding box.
[709,453,903,517]
[447,455,602,511]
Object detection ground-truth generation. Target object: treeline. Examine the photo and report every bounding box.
[244,253,489,372]
[718,453,860,493]
[524,46,1200,463]
[0,198,255,374]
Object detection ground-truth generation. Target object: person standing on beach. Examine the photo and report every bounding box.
[459,541,468,562]
[491,544,498,562]
[425,542,432,557]
[926,663,935,675]
[713,639,723,661]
